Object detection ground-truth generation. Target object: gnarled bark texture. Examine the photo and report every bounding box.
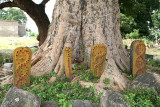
[31,0,130,91]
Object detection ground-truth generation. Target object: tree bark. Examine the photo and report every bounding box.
[0,0,50,45]
[31,0,130,91]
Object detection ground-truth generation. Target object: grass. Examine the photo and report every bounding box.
[0,37,38,67]
[146,58,160,74]
[0,53,13,67]
[123,88,160,107]
[73,63,100,83]
[0,84,12,104]
[0,37,38,50]
[146,48,160,56]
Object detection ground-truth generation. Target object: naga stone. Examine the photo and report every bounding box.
[91,44,107,76]
[130,40,146,78]
[13,47,32,88]
[64,47,72,79]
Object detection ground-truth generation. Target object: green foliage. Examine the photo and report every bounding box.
[152,10,160,29]
[125,29,140,39]
[30,32,38,37]
[73,64,100,83]
[146,58,160,74]
[0,84,12,105]
[149,28,160,40]
[104,78,110,85]
[123,88,160,107]
[119,0,160,37]
[24,72,101,106]
[147,59,160,67]
[120,13,136,37]
[0,8,27,24]
[126,75,134,80]
[0,53,13,67]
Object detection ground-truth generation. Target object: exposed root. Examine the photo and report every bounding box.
[0,75,13,86]
[100,59,129,92]
[57,55,64,77]
[48,76,56,83]
[79,81,106,95]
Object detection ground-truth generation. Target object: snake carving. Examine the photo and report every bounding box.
[131,40,146,77]
[13,47,32,88]
[64,47,72,79]
[91,44,107,76]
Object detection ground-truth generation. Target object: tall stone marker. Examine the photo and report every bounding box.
[130,40,146,78]
[91,44,107,76]
[64,47,72,79]
[13,47,32,88]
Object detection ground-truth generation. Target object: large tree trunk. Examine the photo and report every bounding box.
[31,0,130,91]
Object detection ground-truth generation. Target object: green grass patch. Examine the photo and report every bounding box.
[146,59,160,74]
[0,53,13,67]
[73,64,100,83]
[0,37,38,50]
[0,84,12,105]
[123,88,160,107]
[104,78,110,85]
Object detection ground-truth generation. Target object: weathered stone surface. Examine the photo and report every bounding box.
[1,87,41,107]
[71,100,96,107]
[40,101,58,107]
[99,90,127,107]
[131,72,160,94]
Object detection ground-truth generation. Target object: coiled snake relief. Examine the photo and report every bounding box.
[134,43,146,76]
[13,47,31,88]
[91,44,107,76]
[64,47,72,78]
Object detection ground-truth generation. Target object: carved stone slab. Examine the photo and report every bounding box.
[64,47,72,79]
[13,47,32,88]
[130,40,146,77]
[91,44,107,76]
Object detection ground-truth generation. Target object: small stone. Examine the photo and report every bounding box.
[3,63,13,69]
[71,100,96,107]
[153,56,160,60]
[40,101,58,107]
[2,68,8,72]
[72,64,75,69]
[2,68,13,72]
